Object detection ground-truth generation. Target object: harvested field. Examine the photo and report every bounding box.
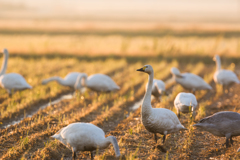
[0,27,240,160]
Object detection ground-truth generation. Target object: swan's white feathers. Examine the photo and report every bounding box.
[0,73,32,91]
[213,55,240,86]
[52,122,121,157]
[174,92,197,113]
[63,72,84,86]
[143,108,185,134]
[175,72,212,90]
[214,69,240,85]
[60,123,104,151]
[138,64,186,139]
[79,74,120,92]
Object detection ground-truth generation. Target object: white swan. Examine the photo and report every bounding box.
[193,111,240,148]
[145,79,166,100]
[171,67,212,93]
[42,72,84,88]
[75,73,120,92]
[174,92,198,118]
[0,49,32,95]
[51,122,121,160]
[213,55,239,92]
[137,65,187,147]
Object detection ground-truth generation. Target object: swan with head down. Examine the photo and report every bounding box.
[0,48,32,95]
[174,92,198,118]
[75,73,120,92]
[193,111,240,148]
[137,65,187,148]
[42,72,85,88]
[171,67,212,93]
[213,55,239,93]
[51,122,121,160]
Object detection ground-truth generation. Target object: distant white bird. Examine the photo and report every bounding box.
[174,92,198,118]
[193,111,240,148]
[51,122,121,160]
[145,79,166,100]
[42,72,84,88]
[213,55,239,92]
[171,67,212,93]
[75,73,120,92]
[137,65,187,149]
[0,49,32,95]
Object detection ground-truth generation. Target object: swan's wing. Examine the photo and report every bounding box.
[182,73,212,89]
[88,74,119,91]
[64,72,83,85]
[215,70,239,84]
[0,73,31,89]
[199,111,240,124]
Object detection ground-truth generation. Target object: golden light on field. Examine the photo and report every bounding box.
[0,0,240,160]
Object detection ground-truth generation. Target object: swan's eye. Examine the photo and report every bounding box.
[146,66,148,68]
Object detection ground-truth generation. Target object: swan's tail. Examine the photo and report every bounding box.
[114,85,120,90]
[51,133,61,140]
[178,124,187,131]
[192,123,203,128]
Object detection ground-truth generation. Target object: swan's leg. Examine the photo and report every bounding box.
[154,133,158,143]
[230,137,234,145]
[225,133,231,148]
[72,151,76,160]
[162,135,166,144]
[177,110,180,118]
[192,89,196,95]
[91,151,94,160]
[72,148,76,160]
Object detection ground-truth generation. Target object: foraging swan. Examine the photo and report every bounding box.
[174,92,198,118]
[0,49,32,95]
[42,72,84,88]
[171,67,212,93]
[193,111,240,148]
[145,79,166,100]
[51,122,121,160]
[213,55,239,92]
[75,73,120,92]
[137,65,187,145]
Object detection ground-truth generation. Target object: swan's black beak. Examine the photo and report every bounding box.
[136,68,144,72]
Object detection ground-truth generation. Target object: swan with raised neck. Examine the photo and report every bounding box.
[0,48,8,76]
[145,79,166,101]
[213,55,239,92]
[137,64,187,147]
[51,122,121,160]
[0,48,32,95]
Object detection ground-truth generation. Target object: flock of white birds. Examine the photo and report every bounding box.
[1,48,240,159]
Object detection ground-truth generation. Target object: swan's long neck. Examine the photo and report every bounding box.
[215,57,221,71]
[142,71,153,118]
[43,77,69,86]
[75,74,88,89]
[98,136,120,157]
[0,50,8,76]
